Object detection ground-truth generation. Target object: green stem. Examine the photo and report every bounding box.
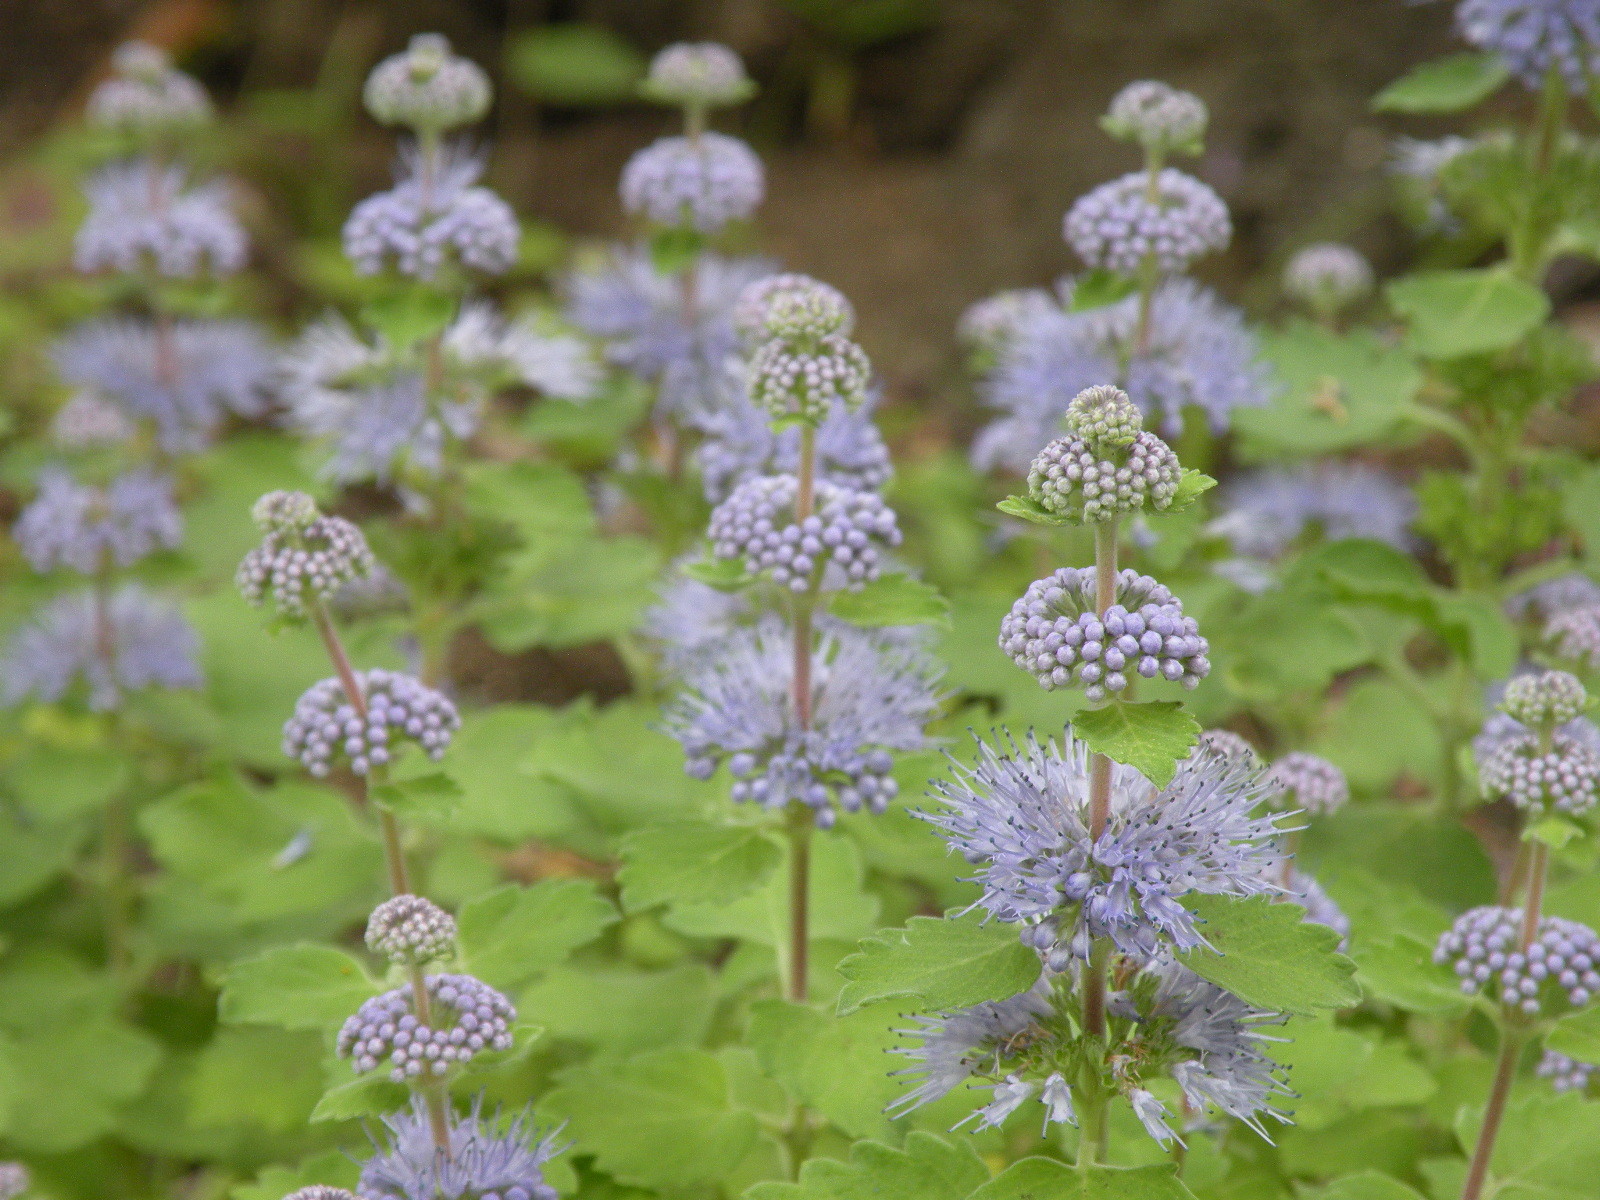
[1082,519,1120,1049]
[1075,1080,1108,1171]
[784,424,820,1005]
[1459,1028,1524,1200]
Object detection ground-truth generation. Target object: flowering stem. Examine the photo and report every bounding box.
[1459,1028,1525,1200]
[404,963,454,1153]
[1518,839,1548,951]
[1074,1078,1108,1171]
[783,422,820,1005]
[1082,518,1120,1045]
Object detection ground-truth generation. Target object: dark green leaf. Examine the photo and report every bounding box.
[1070,701,1200,788]
[1352,934,1472,1016]
[836,912,1040,1015]
[1180,894,1362,1015]
[826,573,952,628]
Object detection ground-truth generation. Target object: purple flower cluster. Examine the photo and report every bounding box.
[1455,0,1600,91]
[619,132,764,233]
[283,669,460,776]
[1539,1050,1596,1094]
[1211,462,1416,563]
[236,491,375,620]
[1266,752,1348,815]
[75,161,246,277]
[1282,243,1373,312]
[999,567,1208,701]
[363,34,492,133]
[707,474,901,592]
[1434,906,1600,1016]
[1027,426,1181,523]
[1101,81,1207,154]
[366,894,457,966]
[14,468,181,574]
[1064,169,1230,277]
[1478,728,1600,815]
[1546,604,1600,670]
[642,42,754,109]
[338,973,515,1081]
[361,1099,563,1200]
[88,41,211,134]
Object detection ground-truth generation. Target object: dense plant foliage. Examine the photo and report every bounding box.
[7,6,1600,1200]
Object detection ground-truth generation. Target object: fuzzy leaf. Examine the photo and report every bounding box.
[970,1160,1197,1199]
[370,773,462,823]
[1303,1173,1428,1200]
[746,1131,990,1200]
[996,494,1072,526]
[1547,1007,1600,1065]
[1386,269,1550,359]
[827,573,952,628]
[836,912,1040,1015]
[1070,700,1200,788]
[746,1001,906,1138]
[684,553,754,590]
[1180,894,1362,1015]
[219,945,377,1032]
[309,1073,409,1123]
[542,1048,758,1189]
[1373,52,1508,113]
[457,880,618,993]
[617,821,782,912]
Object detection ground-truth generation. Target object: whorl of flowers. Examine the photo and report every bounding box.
[1282,243,1373,314]
[957,288,1056,358]
[1,585,201,711]
[363,34,492,134]
[1101,80,1207,155]
[1000,567,1208,701]
[1064,168,1230,277]
[14,468,182,574]
[1546,604,1600,671]
[360,1099,563,1200]
[338,973,515,1081]
[236,491,374,620]
[641,42,756,109]
[1479,727,1600,815]
[366,894,458,966]
[924,730,1285,966]
[708,474,901,592]
[663,619,940,828]
[76,161,245,277]
[283,669,460,777]
[344,142,519,279]
[1266,752,1348,816]
[1455,0,1600,92]
[87,41,211,135]
[1435,906,1600,1016]
[1027,384,1182,523]
[620,132,764,234]
[52,317,273,453]
[1210,462,1416,564]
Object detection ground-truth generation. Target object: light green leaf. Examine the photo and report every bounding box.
[309,1073,409,1123]
[745,1131,990,1200]
[996,495,1073,526]
[683,554,754,591]
[1548,1007,1600,1065]
[505,23,645,106]
[1352,934,1472,1016]
[7,744,129,823]
[520,963,716,1053]
[1303,1172,1428,1200]
[542,1048,759,1189]
[1386,269,1550,359]
[971,1160,1197,1199]
[746,1001,907,1138]
[187,1027,325,1133]
[1068,270,1139,312]
[836,912,1040,1015]
[1070,700,1200,788]
[1180,894,1361,1015]
[1163,469,1216,514]
[457,879,617,992]
[1272,1018,1436,1131]
[232,1153,361,1200]
[617,821,782,912]
[370,773,463,824]
[360,286,455,348]
[826,573,952,628]
[1455,1091,1600,1198]
[218,944,377,1032]
[1373,52,1508,113]
[5,1020,161,1153]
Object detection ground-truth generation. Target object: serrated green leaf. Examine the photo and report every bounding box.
[1272,1018,1435,1130]
[1527,815,1585,849]
[1302,1172,1428,1200]
[746,1131,990,1200]
[683,553,755,590]
[1548,1007,1600,1065]
[1373,52,1508,113]
[457,879,617,992]
[542,1048,759,1189]
[996,494,1074,526]
[1454,1091,1600,1198]
[360,286,455,348]
[746,1001,906,1139]
[835,912,1040,1015]
[5,1020,162,1153]
[971,1160,1197,1199]
[309,1073,409,1123]
[1162,469,1216,514]
[1386,269,1550,359]
[371,772,463,823]
[1352,934,1472,1016]
[520,963,716,1053]
[826,573,952,628]
[1180,894,1361,1015]
[1070,700,1199,788]
[1068,270,1140,312]
[219,944,377,1032]
[617,821,782,911]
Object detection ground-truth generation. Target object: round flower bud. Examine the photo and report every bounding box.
[708,474,901,593]
[88,41,212,135]
[1434,906,1600,1017]
[337,972,515,1082]
[1267,752,1348,815]
[1026,423,1181,525]
[366,894,457,966]
[283,669,461,777]
[1539,1050,1597,1095]
[1101,80,1207,154]
[999,566,1209,702]
[1066,384,1144,451]
[363,34,491,133]
[1503,669,1588,728]
[641,43,756,109]
[236,493,375,621]
[734,274,854,344]
[1282,243,1373,314]
[1064,168,1231,277]
[748,331,872,423]
[619,133,764,234]
[283,1189,357,1200]
[1479,729,1600,815]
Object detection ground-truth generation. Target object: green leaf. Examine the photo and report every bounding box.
[218,944,377,1032]
[505,23,645,105]
[1070,701,1199,788]
[1272,1018,1435,1131]
[370,773,463,823]
[520,963,716,1053]
[1373,52,1508,113]
[836,911,1041,1015]
[746,1131,990,1200]
[1068,270,1140,312]
[232,1152,361,1200]
[4,1020,161,1153]
[187,1027,325,1133]
[996,494,1073,526]
[309,1073,409,1123]
[827,573,952,628]
[7,744,130,823]
[683,553,755,590]
[360,286,456,348]
[1386,269,1551,359]
[1352,934,1472,1016]
[746,1001,906,1139]
[650,227,706,275]
[617,821,782,912]
[1454,1091,1600,1198]
[457,880,618,992]
[1303,1172,1428,1200]
[971,1160,1197,1199]
[542,1048,759,1189]
[1548,1007,1600,1065]
[1179,894,1362,1015]
[1163,469,1216,514]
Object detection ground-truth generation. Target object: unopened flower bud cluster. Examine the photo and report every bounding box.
[1503,670,1588,728]
[236,492,375,620]
[1064,168,1230,277]
[1267,752,1348,815]
[283,669,460,776]
[88,41,211,135]
[1101,80,1207,154]
[337,973,515,1081]
[366,894,457,965]
[363,34,492,133]
[1435,906,1600,1016]
[1028,427,1180,524]
[708,474,901,592]
[620,132,764,234]
[641,42,755,109]
[1479,729,1600,815]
